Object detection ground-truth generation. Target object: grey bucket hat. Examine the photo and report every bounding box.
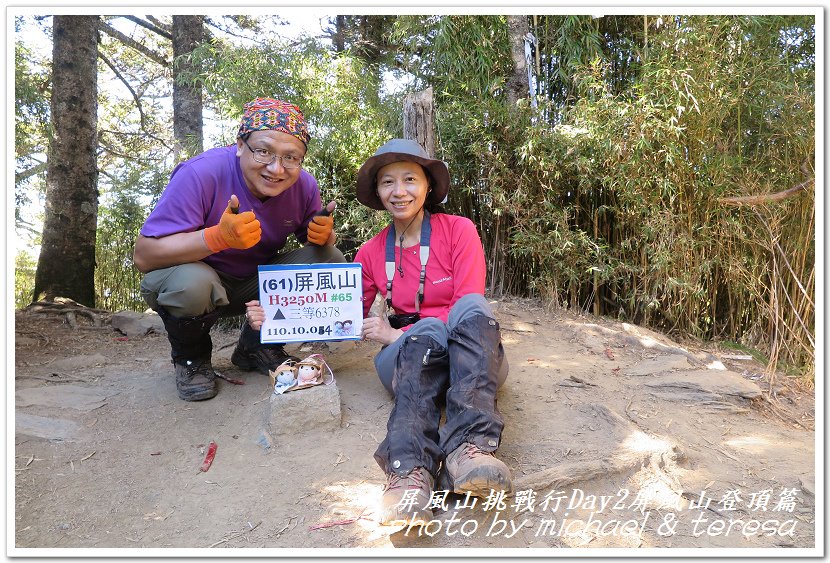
[356,139,450,210]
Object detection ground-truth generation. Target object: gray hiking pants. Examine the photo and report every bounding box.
[373,293,509,477]
[373,294,509,394]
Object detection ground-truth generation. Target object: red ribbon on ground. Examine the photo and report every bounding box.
[199,441,217,472]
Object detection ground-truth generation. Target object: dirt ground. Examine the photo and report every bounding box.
[12,297,817,555]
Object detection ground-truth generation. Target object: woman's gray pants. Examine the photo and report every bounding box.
[373,293,509,477]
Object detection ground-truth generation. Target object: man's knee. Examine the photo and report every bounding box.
[272,245,347,265]
[141,263,228,317]
[316,245,347,263]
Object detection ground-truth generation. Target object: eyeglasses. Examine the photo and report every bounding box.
[242,138,304,169]
[388,312,420,329]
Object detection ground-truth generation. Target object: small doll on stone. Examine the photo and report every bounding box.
[294,354,335,390]
[270,359,297,395]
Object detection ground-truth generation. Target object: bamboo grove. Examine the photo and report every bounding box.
[391,15,816,379]
[386,16,815,374]
[15,14,816,379]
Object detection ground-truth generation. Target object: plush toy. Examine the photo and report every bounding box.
[269,359,297,395]
[296,358,323,386]
[293,354,335,390]
[270,355,334,394]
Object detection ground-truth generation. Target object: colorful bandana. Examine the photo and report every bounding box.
[237,97,310,146]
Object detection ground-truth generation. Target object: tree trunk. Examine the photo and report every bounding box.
[33,15,99,307]
[491,15,531,298]
[172,15,204,161]
[506,15,530,107]
[403,87,435,158]
[333,15,345,53]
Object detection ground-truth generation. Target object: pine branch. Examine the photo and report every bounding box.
[97,166,119,184]
[204,16,262,44]
[122,15,173,40]
[97,52,171,151]
[14,217,41,237]
[98,20,169,66]
[203,16,308,48]
[98,136,169,163]
[145,15,172,34]
[15,161,48,184]
[98,52,148,127]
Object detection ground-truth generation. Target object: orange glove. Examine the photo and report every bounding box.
[307,215,334,246]
[307,201,336,246]
[203,198,261,252]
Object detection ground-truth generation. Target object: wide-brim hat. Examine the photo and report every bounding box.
[356,139,449,210]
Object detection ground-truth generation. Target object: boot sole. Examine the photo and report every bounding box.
[438,467,513,497]
[378,508,434,526]
[178,387,218,401]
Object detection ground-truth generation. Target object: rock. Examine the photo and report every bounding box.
[624,355,692,376]
[580,322,718,366]
[111,310,165,337]
[255,430,274,451]
[16,384,113,411]
[46,354,108,372]
[799,475,815,498]
[265,383,342,437]
[16,413,82,441]
[641,369,762,402]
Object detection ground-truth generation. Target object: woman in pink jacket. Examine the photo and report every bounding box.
[354,139,511,526]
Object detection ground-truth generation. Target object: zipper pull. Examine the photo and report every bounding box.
[423,348,431,365]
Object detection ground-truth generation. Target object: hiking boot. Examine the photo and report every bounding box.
[438,442,512,497]
[378,467,434,526]
[174,358,218,401]
[231,343,299,375]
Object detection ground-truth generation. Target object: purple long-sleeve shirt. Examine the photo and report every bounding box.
[140,145,322,278]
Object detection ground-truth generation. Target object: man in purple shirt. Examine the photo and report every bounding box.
[134,98,345,401]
